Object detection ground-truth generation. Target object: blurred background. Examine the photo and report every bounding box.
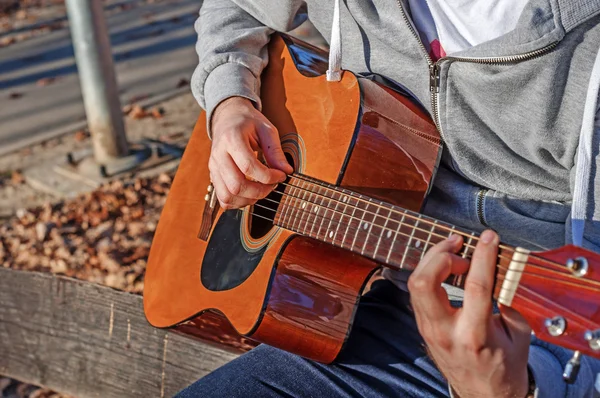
[0,1,325,397]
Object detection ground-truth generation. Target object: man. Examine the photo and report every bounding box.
[179,0,600,396]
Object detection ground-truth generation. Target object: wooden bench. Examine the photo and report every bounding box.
[0,268,246,397]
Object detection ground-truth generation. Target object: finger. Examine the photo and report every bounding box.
[419,233,465,268]
[496,305,532,346]
[461,230,498,328]
[256,120,294,175]
[210,169,255,210]
[219,154,277,200]
[229,136,286,185]
[409,235,469,322]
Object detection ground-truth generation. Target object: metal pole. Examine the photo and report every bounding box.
[65,0,129,163]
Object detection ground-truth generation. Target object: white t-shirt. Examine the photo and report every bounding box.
[407,0,529,59]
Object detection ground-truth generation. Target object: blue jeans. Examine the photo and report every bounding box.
[177,279,597,397]
[177,279,449,398]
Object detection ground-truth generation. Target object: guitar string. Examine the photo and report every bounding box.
[284,175,553,257]
[281,176,550,260]
[251,206,600,292]
[275,176,573,273]
[261,186,571,275]
[261,190,565,274]
[258,201,600,288]
[249,210,428,266]
[250,202,600,290]
[511,283,599,328]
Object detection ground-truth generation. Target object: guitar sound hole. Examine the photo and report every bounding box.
[249,154,294,239]
[250,187,283,239]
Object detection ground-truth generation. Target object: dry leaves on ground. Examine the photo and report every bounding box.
[123,104,166,120]
[0,173,174,293]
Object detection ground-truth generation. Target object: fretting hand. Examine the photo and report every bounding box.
[408,230,532,397]
[209,97,294,209]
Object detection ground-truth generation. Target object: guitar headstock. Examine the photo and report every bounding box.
[506,245,600,362]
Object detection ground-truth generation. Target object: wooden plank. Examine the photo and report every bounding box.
[0,268,239,398]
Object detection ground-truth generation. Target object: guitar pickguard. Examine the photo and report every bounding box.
[201,210,268,291]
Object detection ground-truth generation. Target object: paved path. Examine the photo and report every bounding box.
[0,0,200,154]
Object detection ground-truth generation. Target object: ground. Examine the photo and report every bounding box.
[0,92,199,220]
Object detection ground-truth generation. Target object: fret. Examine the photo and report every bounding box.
[448,226,456,237]
[386,211,406,264]
[297,181,311,233]
[301,181,314,235]
[421,220,438,260]
[285,182,300,230]
[308,185,326,239]
[462,232,476,258]
[333,190,350,247]
[401,214,421,266]
[373,207,393,260]
[278,183,292,227]
[324,190,342,243]
[316,187,334,241]
[455,274,464,288]
[360,200,380,255]
[350,198,367,252]
[341,192,358,249]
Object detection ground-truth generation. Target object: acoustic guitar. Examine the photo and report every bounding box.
[144,34,600,367]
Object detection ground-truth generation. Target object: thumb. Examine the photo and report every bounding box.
[256,120,294,175]
[497,304,532,348]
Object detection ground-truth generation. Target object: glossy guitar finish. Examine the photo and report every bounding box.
[144,34,600,363]
[143,35,441,362]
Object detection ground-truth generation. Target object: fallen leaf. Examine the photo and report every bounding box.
[0,36,15,47]
[15,9,26,20]
[176,78,189,88]
[11,170,25,185]
[129,105,147,119]
[74,130,90,142]
[150,107,165,119]
[37,77,59,86]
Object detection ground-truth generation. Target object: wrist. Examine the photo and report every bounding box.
[210,97,255,136]
[448,369,533,398]
[213,96,253,118]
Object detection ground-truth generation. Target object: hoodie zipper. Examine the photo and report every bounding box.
[394,0,558,140]
[476,188,489,227]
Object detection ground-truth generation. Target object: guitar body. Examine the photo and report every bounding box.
[144,35,441,363]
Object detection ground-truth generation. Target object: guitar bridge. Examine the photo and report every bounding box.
[197,183,219,241]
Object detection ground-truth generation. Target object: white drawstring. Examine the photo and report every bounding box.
[571,45,600,246]
[326,0,342,82]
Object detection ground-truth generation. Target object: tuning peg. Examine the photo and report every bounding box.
[566,257,589,277]
[585,330,600,351]
[563,351,581,384]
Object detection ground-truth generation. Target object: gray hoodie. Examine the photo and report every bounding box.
[192,0,600,248]
[191,0,600,396]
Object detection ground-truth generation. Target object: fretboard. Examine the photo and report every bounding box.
[273,175,480,275]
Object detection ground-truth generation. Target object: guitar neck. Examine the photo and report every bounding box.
[273,174,513,290]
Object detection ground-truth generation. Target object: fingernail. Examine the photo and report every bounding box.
[448,234,461,243]
[481,230,496,244]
